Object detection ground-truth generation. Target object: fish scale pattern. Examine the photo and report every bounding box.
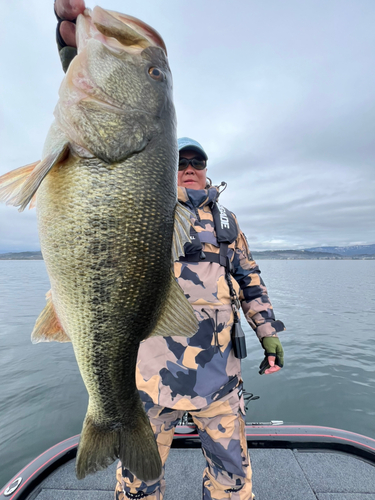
[0,5,200,481]
[37,131,180,422]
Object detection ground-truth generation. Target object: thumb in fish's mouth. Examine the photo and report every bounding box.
[77,6,167,55]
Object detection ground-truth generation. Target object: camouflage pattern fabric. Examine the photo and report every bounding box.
[115,387,254,499]
[136,186,285,411]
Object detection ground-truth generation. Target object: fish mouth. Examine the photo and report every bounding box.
[77,6,167,55]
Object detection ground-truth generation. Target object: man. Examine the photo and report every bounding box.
[123,138,285,500]
[54,3,285,499]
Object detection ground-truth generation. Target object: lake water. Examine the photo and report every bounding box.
[0,260,374,487]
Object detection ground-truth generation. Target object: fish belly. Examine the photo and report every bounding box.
[36,153,176,424]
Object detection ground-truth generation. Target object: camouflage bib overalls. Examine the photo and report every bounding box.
[115,186,284,500]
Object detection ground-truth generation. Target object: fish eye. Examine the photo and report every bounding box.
[148,67,164,81]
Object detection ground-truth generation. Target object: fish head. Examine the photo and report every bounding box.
[55,7,176,163]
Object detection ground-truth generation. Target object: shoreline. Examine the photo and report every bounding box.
[1,252,374,261]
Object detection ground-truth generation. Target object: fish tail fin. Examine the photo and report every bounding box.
[76,414,119,480]
[76,401,162,481]
[119,402,162,481]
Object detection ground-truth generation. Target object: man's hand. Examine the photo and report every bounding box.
[259,337,284,375]
[55,0,86,48]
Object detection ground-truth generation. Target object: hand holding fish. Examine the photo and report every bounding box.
[55,0,85,47]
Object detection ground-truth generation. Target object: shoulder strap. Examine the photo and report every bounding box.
[179,202,237,271]
[211,203,238,244]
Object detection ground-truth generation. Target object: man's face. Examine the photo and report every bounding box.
[177,149,207,190]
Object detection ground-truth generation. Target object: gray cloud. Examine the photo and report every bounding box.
[1,0,374,252]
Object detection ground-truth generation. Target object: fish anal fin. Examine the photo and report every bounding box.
[172,202,192,262]
[149,271,198,338]
[31,290,70,343]
[0,142,69,212]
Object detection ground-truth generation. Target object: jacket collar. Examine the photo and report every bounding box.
[178,186,220,209]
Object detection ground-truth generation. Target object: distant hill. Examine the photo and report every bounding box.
[252,250,346,260]
[0,251,43,260]
[253,244,375,259]
[305,244,375,257]
[1,244,374,261]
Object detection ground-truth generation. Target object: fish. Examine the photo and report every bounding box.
[0,6,198,481]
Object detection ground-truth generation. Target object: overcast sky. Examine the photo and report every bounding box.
[1,0,374,252]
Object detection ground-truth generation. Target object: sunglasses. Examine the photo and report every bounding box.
[178,157,207,171]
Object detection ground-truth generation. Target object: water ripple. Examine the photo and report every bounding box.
[1,260,375,486]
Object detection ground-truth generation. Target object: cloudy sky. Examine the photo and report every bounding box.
[1,0,374,252]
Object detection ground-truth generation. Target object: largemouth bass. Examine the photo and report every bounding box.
[0,6,198,481]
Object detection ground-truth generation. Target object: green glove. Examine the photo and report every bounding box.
[259,337,284,375]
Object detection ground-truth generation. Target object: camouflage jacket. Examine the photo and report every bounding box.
[136,186,285,410]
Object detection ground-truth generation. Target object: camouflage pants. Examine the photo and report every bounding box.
[115,388,254,499]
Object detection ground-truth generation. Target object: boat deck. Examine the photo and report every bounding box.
[4,426,375,500]
[26,447,375,500]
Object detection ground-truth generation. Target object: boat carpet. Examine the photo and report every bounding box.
[27,448,375,500]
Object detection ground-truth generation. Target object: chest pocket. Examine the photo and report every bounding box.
[183,225,219,255]
[184,225,202,255]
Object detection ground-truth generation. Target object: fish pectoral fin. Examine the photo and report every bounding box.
[0,142,69,212]
[31,290,70,343]
[171,202,192,261]
[29,193,37,210]
[149,271,198,338]
[0,161,40,209]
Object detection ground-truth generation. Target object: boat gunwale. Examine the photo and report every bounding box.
[2,425,375,500]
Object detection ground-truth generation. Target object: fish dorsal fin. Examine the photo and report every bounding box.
[0,142,69,212]
[147,202,198,338]
[148,271,198,338]
[31,290,71,343]
[172,202,192,262]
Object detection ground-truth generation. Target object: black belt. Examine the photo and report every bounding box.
[179,243,232,271]
[179,251,221,264]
